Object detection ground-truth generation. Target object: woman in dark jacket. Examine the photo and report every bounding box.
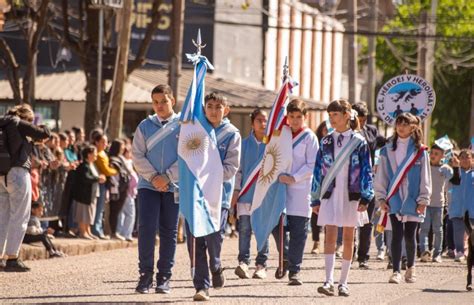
[108,139,130,240]
[73,145,105,239]
[0,104,50,272]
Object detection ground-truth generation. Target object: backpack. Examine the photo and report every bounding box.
[0,126,11,176]
[110,156,130,194]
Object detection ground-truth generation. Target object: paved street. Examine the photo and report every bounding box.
[0,236,471,304]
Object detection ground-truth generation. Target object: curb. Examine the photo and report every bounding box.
[19,238,138,261]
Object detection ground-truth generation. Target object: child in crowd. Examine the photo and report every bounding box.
[374,112,431,284]
[312,99,373,297]
[449,149,473,262]
[117,143,138,241]
[278,99,319,285]
[419,144,453,263]
[73,145,105,239]
[23,203,64,258]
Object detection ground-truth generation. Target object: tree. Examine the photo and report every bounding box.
[47,0,165,136]
[0,0,52,105]
[372,0,474,146]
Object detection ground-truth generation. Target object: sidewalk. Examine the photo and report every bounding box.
[19,237,138,261]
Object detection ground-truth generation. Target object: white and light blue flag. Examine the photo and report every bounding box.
[178,54,223,238]
[247,79,296,251]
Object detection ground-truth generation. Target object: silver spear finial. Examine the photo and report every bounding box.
[192,29,206,56]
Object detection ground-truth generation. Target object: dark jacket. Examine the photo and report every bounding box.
[359,123,386,163]
[72,162,100,205]
[0,115,50,171]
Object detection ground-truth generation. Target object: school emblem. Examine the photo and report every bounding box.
[376,74,436,125]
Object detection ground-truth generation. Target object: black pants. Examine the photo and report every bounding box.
[310,212,321,242]
[23,233,56,252]
[357,199,375,262]
[109,190,128,235]
[390,214,418,272]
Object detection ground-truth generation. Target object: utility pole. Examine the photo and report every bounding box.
[108,0,132,139]
[366,0,378,123]
[169,0,185,107]
[470,76,474,138]
[417,0,437,144]
[96,7,104,128]
[348,0,358,104]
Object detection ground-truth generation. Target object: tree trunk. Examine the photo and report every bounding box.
[108,1,133,139]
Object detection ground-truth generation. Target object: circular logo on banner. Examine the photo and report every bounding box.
[376,74,436,125]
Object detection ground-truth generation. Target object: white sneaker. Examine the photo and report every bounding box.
[454,252,465,262]
[432,255,442,263]
[376,250,385,261]
[389,272,402,284]
[405,267,416,283]
[420,251,431,262]
[234,263,251,279]
[252,265,267,279]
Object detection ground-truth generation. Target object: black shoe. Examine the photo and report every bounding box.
[156,275,171,294]
[135,273,153,294]
[359,261,369,270]
[275,260,289,279]
[211,267,225,289]
[4,259,30,272]
[288,272,303,285]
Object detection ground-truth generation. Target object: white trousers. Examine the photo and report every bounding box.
[0,167,32,257]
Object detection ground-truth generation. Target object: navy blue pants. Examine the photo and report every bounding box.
[137,189,179,278]
[287,215,309,273]
[185,208,228,290]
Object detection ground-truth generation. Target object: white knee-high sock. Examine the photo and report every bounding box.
[325,254,336,284]
[339,259,352,286]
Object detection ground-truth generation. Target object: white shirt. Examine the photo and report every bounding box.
[285,129,319,218]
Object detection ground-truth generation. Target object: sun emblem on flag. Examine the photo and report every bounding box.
[180,132,208,157]
[258,144,281,185]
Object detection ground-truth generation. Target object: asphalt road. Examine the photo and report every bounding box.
[1,236,472,304]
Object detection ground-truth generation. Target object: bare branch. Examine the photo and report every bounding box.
[0,38,22,103]
[127,0,163,75]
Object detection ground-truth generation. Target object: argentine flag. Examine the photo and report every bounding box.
[249,79,295,251]
[178,54,223,238]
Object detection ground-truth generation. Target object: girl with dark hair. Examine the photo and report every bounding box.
[108,139,130,240]
[232,108,275,280]
[374,112,431,284]
[312,99,373,296]
[73,146,105,239]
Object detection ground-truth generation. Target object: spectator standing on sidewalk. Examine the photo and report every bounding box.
[0,104,50,272]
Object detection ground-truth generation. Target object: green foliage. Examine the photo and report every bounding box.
[374,0,474,147]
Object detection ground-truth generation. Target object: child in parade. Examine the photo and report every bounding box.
[448,149,473,262]
[188,92,241,301]
[278,99,319,285]
[374,112,431,284]
[312,99,373,297]
[310,122,329,255]
[132,84,181,294]
[419,144,453,263]
[232,108,274,280]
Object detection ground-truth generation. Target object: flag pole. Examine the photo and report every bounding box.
[189,28,206,279]
[275,56,289,280]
